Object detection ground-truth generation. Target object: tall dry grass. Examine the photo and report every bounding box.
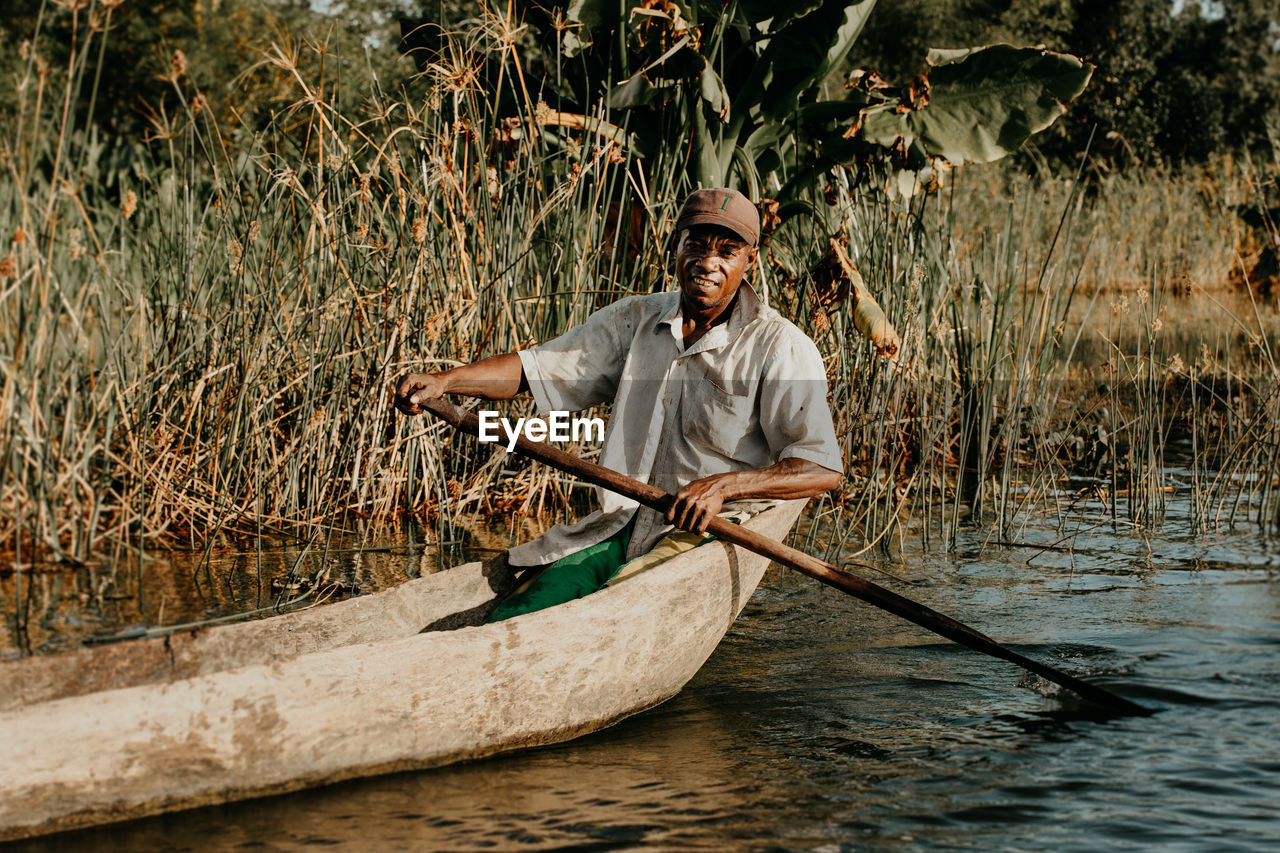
[1,9,672,568]
[2,3,1278,593]
[944,155,1249,294]
[797,147,1280,555]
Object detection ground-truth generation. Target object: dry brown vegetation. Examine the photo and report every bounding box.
[2,7,1278,592]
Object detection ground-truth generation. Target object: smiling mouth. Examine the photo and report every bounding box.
[689,276,719,290]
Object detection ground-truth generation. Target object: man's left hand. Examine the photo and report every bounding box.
[666,475,729,534]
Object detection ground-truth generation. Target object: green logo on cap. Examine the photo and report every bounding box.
[719,194,732,211]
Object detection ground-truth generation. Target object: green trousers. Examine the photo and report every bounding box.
[485,524,633,623]
[486,518,734,624]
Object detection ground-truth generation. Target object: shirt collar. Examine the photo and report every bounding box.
[659,282,765,355]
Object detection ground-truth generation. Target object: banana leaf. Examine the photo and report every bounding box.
[859,45,1093,165]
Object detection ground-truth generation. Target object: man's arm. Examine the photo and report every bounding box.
[394,352,528,416]
[665,458,842,534]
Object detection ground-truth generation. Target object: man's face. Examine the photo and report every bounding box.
[674,226,758,315]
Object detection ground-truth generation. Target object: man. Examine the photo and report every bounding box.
[395,188,842,620]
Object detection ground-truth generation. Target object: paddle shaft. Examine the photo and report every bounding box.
[422,399,1151,716]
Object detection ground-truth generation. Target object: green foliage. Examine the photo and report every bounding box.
[856,0,1280,167]
[503,0,1090,200]
[0,0,421,153]
[859,45,1091,165]
[536,0,881,193]
[1074,0,1280,164]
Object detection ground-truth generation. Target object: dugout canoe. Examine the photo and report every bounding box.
[0,500,805,841]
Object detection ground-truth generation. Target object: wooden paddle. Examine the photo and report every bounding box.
[422,398,1153,717]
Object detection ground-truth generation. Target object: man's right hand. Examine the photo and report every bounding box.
[394,372,448,416]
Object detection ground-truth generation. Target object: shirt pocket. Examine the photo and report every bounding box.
[684,378,755,456]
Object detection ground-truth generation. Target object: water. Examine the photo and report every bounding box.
[6,499,1280,851]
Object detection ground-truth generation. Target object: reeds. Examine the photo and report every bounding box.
[1,7,655,566]
[2,3,1278,587]
[785,148,1279,557]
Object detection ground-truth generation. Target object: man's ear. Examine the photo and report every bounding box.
[668,228,688,256]
[746,246,759,267]
[662,229,685,287]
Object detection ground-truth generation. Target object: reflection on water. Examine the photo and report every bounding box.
[6,495,1280,851]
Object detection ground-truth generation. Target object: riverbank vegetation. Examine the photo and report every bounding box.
[1,0,1277,587]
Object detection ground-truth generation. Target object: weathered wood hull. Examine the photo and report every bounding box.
[0,501,803,841]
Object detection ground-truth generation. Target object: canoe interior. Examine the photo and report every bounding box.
[0,552,521,713]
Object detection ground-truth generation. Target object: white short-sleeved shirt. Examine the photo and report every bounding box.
[508,282,842,567]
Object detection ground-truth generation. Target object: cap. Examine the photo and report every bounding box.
[674,188,760,247]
